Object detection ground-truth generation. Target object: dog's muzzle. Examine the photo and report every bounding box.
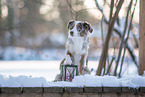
[80,30,86,37]
[70,31,74,36]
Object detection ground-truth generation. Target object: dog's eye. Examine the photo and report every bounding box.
[85,25,88,29]
[70,25,74,30]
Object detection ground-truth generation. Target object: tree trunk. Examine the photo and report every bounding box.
[96,0,124,75]
[139,0,145,75]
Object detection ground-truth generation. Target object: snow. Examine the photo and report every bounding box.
[0,61,144,88]
[72,75,102,87]
[0,74,145,88]
[0,61,61,81]
[0,75,48,87]
[0,61,138,81]
[101,75,120,87]
[119,75,145,88]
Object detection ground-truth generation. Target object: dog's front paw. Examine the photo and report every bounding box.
[82,67,91,75]
[64,55,72,65]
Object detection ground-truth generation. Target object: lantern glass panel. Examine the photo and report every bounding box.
[61,64,78,82]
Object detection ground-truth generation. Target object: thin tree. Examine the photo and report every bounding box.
[114,0,133,76]
[95,0,124,75]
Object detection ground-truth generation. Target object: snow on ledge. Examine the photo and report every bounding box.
[0,74,145,89]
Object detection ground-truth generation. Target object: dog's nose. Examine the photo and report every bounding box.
[70,31,74,36]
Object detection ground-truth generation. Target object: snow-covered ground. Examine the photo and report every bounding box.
[0,61,144,88]
[0,47,140,88]
[0,73,145,88]
[0,61,98,81]
[0,61,138,81]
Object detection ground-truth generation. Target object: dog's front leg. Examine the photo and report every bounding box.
[59,50,73,70]
[66,50,74,64]
[64,55,72,65]
[80,54,85,75]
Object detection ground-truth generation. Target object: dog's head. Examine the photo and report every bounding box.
[67,20,93,37]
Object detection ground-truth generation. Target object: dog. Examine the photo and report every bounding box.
[55,20,93,81]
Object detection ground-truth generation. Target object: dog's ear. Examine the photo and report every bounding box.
[84,22,93,33]
[89,27,93,33]
[67,20,75,29]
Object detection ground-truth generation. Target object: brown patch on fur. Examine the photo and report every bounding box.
[80,54,85,75]
[80,32,85,37]
[59,58,66,70]
[77,23,86,37]
[77,22,93,37]
[84,22,93,33]
[59,50,73,70]
[76,23,82,32]
[67,20,75,30]
[66,50,74,63]
[86,56,88,67]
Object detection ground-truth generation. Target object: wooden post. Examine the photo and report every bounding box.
[139,0,145,75]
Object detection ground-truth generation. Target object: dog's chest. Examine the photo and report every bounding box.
[67,37,88,55]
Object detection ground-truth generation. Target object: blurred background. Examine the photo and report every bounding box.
[0,0,141,78]
[0,0,139,61]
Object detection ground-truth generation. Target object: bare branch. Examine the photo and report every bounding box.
[118,0,138,77]
[106,56,116,75]
[114,0,133,76]
[94,0,138,68]
[95,0,124,76]
[109,0,114,23]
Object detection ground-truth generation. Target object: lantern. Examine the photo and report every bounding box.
[61,64,78,82]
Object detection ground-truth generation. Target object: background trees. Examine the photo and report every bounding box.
[0,0,141,76]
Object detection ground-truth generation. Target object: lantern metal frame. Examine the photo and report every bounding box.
[61,64,78,81]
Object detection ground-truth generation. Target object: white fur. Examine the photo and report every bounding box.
[55,21,91,81]
[64,55,72,65]
[66,21,90,73]
[66,37,88,65]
